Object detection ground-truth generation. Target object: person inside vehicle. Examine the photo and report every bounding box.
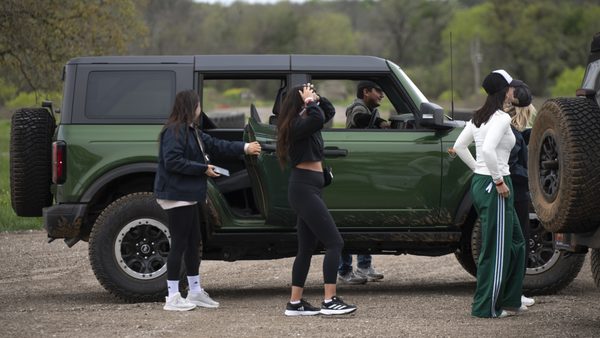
[345,80,390,129]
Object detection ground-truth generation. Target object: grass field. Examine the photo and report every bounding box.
[0,118,44,231]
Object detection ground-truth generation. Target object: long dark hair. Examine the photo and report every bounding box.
[160,89,200,140]
[472,87,508,127]
[276,85,304,168]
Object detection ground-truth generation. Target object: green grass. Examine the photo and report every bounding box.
[0,118,44,231]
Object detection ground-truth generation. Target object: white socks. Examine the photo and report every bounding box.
[167,275,202,297]
[167,280,179,297]
[187,275,202,293]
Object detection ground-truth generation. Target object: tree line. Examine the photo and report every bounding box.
[1,0,599,111]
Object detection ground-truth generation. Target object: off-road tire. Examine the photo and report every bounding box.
[528,97,600,233]
[9,108,56,216]
[469,214,584,294]
[454,218,478,277]
[592,249,600,288]
[89,192,171,302]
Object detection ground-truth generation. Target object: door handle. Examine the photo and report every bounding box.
[324,146,348,158]
[260,143,276,153]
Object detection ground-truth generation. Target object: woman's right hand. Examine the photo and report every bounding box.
[205,165,220,177]
[299,83,317,102]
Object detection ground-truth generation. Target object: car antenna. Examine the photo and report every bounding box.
[450,31,455,120]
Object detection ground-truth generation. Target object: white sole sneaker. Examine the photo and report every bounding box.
[187,300,219,308]
[320,308,357,315]
[284,309,321,316]
[521,295,535,307]
[163,293,196,311]
[187,291,219,308]
[163,304,196,311]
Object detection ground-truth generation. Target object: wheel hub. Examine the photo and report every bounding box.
[114,218,170,280]
[526,213,560,275]
[538,132,560,201]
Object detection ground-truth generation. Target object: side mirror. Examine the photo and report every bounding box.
[419,102,465,130]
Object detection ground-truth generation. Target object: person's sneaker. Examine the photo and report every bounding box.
[284,299,321,316]
[356,265,384,281]
[337,271,367,285]
[320,296,357,315]
[164,292,196,311]
[497,310,512,318]
[502,304,528,316]
[521,295,535,307]
[186,289,219,308]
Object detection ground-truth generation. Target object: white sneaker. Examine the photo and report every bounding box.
[521,295,535,307]
[187,289,219,308]
[164,292,196,311]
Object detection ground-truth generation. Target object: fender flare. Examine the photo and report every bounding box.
[81,163,157,202]
[453,189,474,228]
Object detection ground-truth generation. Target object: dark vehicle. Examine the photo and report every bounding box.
[529,33,600,287]
[9,55,582,301]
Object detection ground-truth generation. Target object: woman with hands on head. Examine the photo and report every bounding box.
[276,83,357,316]
[453,70,526,318]
[154,89,260,311]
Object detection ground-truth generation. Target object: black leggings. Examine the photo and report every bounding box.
[288,168,344,287]
[165,204,202,280]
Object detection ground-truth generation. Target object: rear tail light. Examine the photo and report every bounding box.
[52,141,66,184]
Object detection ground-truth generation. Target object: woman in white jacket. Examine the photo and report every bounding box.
[453,70,526,318]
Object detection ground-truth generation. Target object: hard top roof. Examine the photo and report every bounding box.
[67,54,390,72]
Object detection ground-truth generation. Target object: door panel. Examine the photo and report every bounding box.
[322,130,442,228]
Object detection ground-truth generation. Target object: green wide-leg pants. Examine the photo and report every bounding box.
[471,174,526,318]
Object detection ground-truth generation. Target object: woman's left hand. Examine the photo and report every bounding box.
[496,182,510,199]
[246,141,261,155]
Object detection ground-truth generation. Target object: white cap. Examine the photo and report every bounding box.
[492,69,514,85]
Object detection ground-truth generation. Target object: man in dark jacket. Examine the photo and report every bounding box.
[345,80,390,129]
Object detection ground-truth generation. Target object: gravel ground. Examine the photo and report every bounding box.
[1,230,599,337]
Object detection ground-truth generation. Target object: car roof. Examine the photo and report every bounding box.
[67,54,390,72]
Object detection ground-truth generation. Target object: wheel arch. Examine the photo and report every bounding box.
[79,163,157,239]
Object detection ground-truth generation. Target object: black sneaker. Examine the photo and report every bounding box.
[284,299,321,316]
[320,296,357,315]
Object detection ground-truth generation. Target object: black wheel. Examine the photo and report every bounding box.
[9,108,56,216]
[592,249,600,288]
[522,214,585,295]
[89,192,171,302]
[468,213,584,294]
[528,97,600,233]
[454,218,478,277]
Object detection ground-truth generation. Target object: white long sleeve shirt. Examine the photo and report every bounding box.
[453,110,515,182]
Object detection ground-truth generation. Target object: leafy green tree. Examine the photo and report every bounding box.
[295,12,359,54]
[0,0,147,92]
[550,66,585,97]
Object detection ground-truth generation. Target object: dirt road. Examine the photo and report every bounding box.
[1,230,599,337]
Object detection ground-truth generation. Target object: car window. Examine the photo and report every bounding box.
[201,78,285,124]
[85,71,176,118]
[310,79,421,130]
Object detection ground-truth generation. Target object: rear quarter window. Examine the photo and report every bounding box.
[85,71,175,118]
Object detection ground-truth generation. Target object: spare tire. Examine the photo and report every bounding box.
[10,108,56,216]
[528,97,600,233]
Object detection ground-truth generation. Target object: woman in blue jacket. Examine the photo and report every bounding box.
[154,89,261,311]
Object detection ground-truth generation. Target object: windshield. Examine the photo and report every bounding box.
[387,61,428,108]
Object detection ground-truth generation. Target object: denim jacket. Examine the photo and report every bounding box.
[154,124,244,201]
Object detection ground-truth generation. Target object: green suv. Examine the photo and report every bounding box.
[9,55,583,302]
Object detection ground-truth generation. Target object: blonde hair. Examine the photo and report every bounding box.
[510,104,537,131]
